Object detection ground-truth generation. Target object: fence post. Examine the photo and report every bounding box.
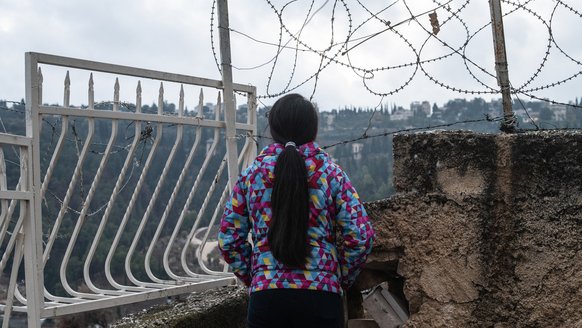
[217,0,240,191]
[24,53,44,328]
[489,0,515,132]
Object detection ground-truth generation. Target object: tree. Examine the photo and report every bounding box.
[538,106,553,122]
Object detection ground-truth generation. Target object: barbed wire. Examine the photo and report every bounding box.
[322,114,506,149]
[362,95,385,138]
[42,157,138,220]
[70,120,88,201]
[210,0,222,75]
[229,114,508,149]
[2,0,581,166]
[37,122,150,229]
[2,101,25,106]
[209,0,581,110]
[511,88,539,130]
[0,105,25,114]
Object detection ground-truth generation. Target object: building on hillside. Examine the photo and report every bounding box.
[550,104,567,121]
[352,142,364,160]
[410,101,431,116]
[390,106,413,121]
[321,111,335,131]
[431,104,443,121]
[528,110,540,123]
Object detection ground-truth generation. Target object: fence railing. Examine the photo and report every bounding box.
[0,52,257,327]
[0,132,34,327]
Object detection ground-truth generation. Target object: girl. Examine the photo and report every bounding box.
[218,93,374,328]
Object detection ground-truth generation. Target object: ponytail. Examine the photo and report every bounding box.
[269,144,310,267]
[267,93,318,268]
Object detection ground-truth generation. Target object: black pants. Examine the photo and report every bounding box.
[248,289,343,328]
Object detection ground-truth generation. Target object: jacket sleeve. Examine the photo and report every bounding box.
[218,176,252,286]
[334,170,375,289]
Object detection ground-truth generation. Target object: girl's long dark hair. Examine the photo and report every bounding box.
[267,93,318,267]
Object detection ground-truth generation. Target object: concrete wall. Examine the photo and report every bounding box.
[362,131,582,327]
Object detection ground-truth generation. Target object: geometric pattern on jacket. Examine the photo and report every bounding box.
[218,142,374,295]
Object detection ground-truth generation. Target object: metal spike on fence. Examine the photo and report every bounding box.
[38,67,43,104]
[136,81,142,113]
[216,91,222,120]
[113,77,120,112]
[179,84,184,117]
[64,71,71,107]
[158,82,164,114]
[88,73,94,109]
[197,89,204,118]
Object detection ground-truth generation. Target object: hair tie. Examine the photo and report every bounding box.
[285,141,297,149]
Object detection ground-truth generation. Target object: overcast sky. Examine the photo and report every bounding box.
[0,0,580,111]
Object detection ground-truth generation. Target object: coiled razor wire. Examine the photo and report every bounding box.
[210,0,582,109]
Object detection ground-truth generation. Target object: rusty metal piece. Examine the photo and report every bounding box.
[429,11,440,35]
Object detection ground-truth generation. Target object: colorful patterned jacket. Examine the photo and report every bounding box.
[218,142,374,294]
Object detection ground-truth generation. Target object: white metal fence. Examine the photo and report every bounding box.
[0,52,257,327]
